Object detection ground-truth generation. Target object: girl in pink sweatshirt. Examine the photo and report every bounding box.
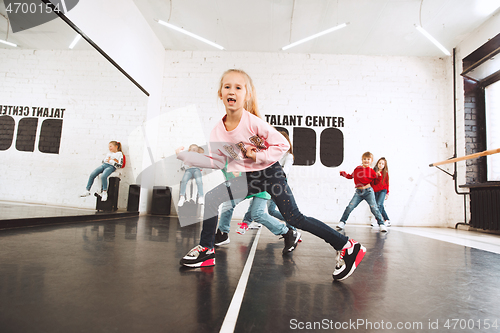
[176,69,366,281]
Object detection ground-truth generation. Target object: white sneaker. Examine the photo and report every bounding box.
[248,222,262,229]
[379,223,388,232]
[198,196,204,205]
[371,221,377,227]
[178,196,186,207]
[80,190,91,197]
[101,191,108,201]
[385,220,391,227]
[336,222,346,230]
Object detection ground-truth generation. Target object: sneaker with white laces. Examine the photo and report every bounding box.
[379,223,388,232]
[333,239,366,281]
[101,191,108,202]
[214,229,230,246]
[248,222,262,229]
[336,221,346,230]
[178,196,186,207]
[385,220,391,227]
[236,222,249,235]
[197,196,204,205]
[180,245,215,267]
[80,190,91,197]
[281,229,301,254]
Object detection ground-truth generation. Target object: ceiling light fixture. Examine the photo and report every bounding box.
[415,25,451,56]
[281,22,349,51]
[0,39,17,47]
[69,35,81,49]
[157,19,224,50]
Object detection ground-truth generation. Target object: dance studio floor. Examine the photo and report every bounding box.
[1,214,500,333]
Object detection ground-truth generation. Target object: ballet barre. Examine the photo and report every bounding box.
[429,148,500,167]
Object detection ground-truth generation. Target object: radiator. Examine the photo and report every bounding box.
[469,188,500,230]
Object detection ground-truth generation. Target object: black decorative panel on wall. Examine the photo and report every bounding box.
[320,128,344,167]
[274,127,289,136]
[15,117,38,152]
[0,116,15,151]
[39,119,63,154]
[293,127,316,166]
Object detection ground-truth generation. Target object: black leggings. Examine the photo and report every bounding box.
[199,162,348,250]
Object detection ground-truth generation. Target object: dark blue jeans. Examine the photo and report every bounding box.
[374,189,390,221]
[199,162,348,250]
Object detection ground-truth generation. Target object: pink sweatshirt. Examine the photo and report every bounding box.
[177,110,290,172]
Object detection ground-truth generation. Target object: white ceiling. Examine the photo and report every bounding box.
[0,0,499,56]
[133,0,500,56]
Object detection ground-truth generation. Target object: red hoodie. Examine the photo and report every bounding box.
[372,173,389,194]
[340,166,381,188]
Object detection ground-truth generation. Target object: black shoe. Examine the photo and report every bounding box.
[214,229,230,246]
[180,245,215,267]
[281,229,301,254]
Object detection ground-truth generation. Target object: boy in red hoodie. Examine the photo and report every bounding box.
[337,152,387,232]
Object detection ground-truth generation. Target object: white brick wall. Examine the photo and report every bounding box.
[0,48,464,226]
[157,51,461,227]
[0,49,148,210]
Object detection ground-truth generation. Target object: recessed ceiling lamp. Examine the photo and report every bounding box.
[69,35,81,49]
[157,19,224,50]
[281,23,349,51]
[0,39,17,47]
[415,25,451,56]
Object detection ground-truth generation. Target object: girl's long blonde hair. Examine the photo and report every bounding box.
[218,69,262,119]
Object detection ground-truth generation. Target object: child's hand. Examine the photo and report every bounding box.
[231,172,240,177]
[385,194,389,200]
[246,147,257,162]
[113,158,119,163]
[376,171,382,177]
[340,171,347,177]
[175,146,184,155]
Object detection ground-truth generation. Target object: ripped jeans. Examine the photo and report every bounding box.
[340,187,384,225]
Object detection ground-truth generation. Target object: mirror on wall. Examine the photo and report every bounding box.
[0,1,148,220]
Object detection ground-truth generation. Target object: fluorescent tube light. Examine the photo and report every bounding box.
[157,19,224,50]
[415,25,451,56]
[69,35,81,49]
[282,23,348,51]
[0,39,17,47]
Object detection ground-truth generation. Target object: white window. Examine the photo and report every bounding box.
[485,80,500,181]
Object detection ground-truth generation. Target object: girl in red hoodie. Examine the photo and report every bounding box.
[372,157,391,227]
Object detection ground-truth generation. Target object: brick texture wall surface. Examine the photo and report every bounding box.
[155,51,462,227]
[0,49,148,209]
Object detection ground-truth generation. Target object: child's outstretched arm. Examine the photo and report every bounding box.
[176,146,226,170]
[340,171,353,179]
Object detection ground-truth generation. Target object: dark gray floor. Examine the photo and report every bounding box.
[0,201,136,230]
[0,215,499,333]
[0,202,98,220]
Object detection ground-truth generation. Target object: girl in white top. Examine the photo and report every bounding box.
[80,141,123,202]
[176,69,366,281]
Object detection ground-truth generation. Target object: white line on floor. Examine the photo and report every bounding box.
[219,228,262,333]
